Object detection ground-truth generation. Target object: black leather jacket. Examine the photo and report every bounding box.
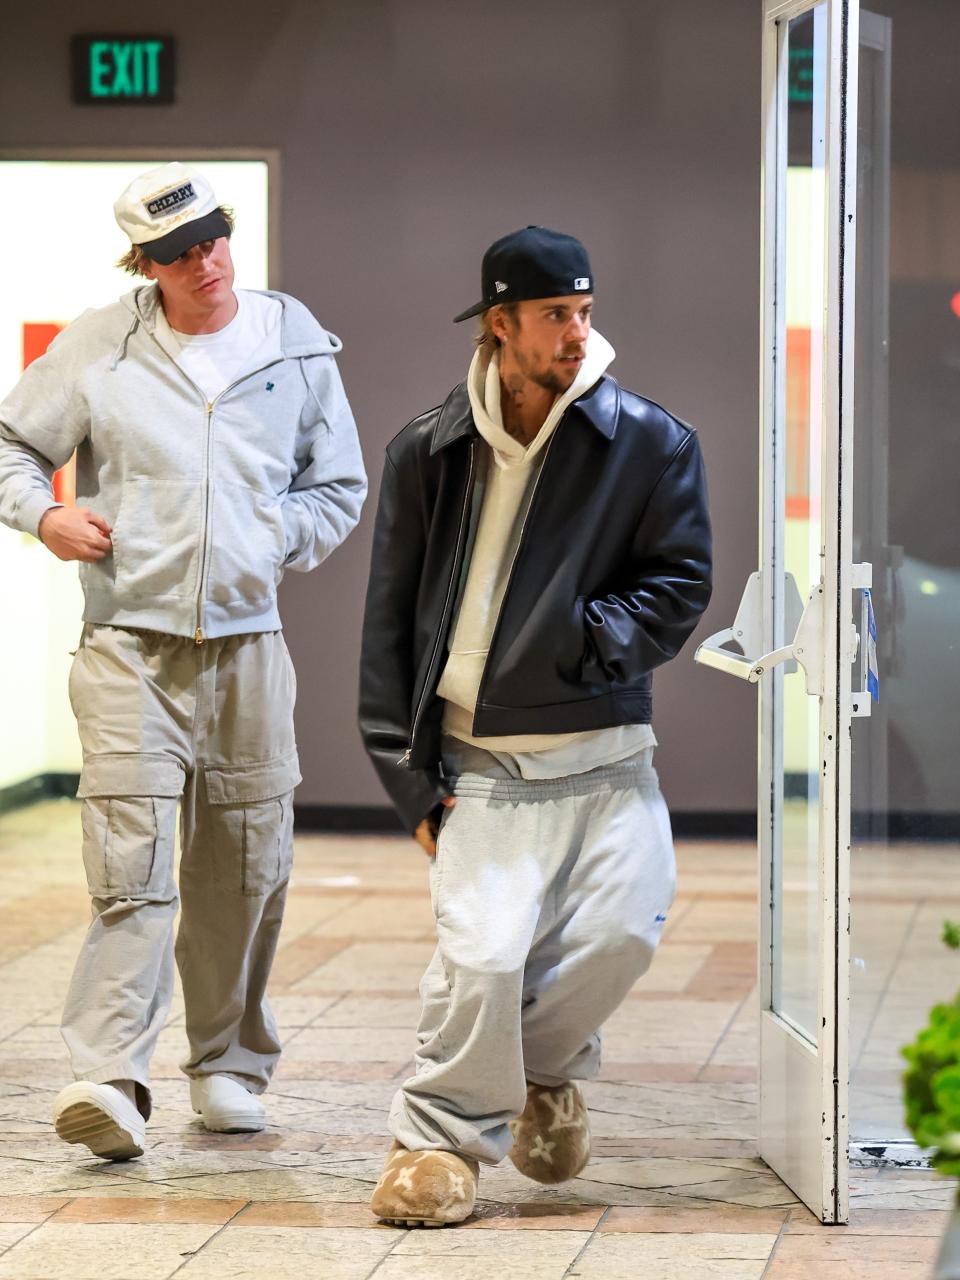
[358,374,712,832]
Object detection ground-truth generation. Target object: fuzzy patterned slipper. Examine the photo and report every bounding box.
[508,1080,591,1184]
[370,1141,479,1227]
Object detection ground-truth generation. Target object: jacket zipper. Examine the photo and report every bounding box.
[400,440,477,766]
[140,324,284,646]
[471,425,562,729]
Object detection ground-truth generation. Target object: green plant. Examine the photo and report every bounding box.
[902,921,960,1177]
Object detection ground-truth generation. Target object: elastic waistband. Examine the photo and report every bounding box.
[82,623,281,648]
[449,757,661,803]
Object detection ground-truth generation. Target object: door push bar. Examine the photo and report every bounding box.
[693,571,818,690]
[694,564,874,714]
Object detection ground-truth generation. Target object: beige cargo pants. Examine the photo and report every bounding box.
[61,623,301,1116]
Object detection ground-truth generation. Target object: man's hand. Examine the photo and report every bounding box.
[414,796,457,858]
[38,506,112,562]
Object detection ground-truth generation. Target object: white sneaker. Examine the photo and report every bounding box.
[190,1075,266,1132]
[53,1081,145,1161]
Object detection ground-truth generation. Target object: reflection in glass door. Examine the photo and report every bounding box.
[775,6,827,1042]
[848,3,960,1161]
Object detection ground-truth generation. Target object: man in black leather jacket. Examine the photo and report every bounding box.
[360,227,712,1226]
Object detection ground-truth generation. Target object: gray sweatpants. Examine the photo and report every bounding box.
[390,738,676,1164]
[61,624,301,1115]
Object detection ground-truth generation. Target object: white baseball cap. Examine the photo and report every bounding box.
[113,162,231,265]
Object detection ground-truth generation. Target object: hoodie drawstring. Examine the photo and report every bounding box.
[110,315,140,371]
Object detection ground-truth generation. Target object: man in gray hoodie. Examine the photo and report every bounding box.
[0,163,366,1159]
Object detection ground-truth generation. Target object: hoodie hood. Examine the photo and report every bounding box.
[119,285,342,360]
[467,327,615,470]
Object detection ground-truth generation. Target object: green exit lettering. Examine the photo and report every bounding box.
[89,40,165,98]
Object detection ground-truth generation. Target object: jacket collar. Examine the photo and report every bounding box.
[430,373,620,454]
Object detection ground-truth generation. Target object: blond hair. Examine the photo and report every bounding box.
[116,205,236,276]
[474,302,520,357]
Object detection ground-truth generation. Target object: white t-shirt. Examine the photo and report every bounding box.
[154,289,283,401]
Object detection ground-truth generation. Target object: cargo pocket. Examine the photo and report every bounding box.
[77,754,184,901]
[204,751,301,897]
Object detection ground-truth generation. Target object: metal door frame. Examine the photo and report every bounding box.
[758,0,858,1223]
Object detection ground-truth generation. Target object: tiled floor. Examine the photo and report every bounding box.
[0,800,953,1279]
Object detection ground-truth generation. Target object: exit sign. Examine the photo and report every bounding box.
[788,46,815,104]
[71,35,175,105]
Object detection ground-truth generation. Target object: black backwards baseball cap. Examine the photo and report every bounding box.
[453,226,594,323]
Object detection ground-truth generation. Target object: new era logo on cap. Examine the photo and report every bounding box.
[453,226,595,323]
[144,182,197,220]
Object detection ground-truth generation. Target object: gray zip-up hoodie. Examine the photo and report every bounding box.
[0,285,366,639]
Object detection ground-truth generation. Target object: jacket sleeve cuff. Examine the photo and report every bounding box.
[19,494,62,539]
[378,761,451,836]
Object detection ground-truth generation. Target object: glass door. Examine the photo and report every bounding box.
[695,0,860,1223]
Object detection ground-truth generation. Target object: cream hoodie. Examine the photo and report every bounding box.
[437,329,655,776]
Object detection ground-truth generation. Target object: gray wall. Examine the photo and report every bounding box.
[1,0,761,813]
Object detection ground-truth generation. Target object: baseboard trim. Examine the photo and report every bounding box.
[291,805,760,839]
[850,1140,930,1168]
[3,780,955,844]
[294,805,406,833]
[671,812,757,839]
[0,772,79,816]
[292,807,960,839]
[875,812,960,840]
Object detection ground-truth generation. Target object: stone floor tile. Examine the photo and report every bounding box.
[381,1226,589,1280]
[272,1058,408,1082]
[0,1198,69,1223]
[772,1232,940,1263]
[233,1201,377,1227]
[667,898,758,944]
[684,943,758,1001]
[268,937,352,989]
[311,894,438,940]
[52,1196,247,1224]
[291,942,435,992]
[465,1202,604,1230]
[849,1171,956,1210]
[765,1266,932,1279]
[601,1206,789,1233]
[576,1157,800,1210]
[629,943,713,994]
[176,1225,397,1278]
[0,1221,220,1279]
[309,995,430,1029]
[601,999,738,1064]
[596,1062,702,1083]
[786,1205,950,1235]
[585,1079,757,1141]
[0,804,948,1278]
[570,1230,775,1279]
[593,1139,759,1160]
[266,995,343,1028]
[699,1066,758,1082]
[0,1225,38,1255]
[280,1027,414,1063]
